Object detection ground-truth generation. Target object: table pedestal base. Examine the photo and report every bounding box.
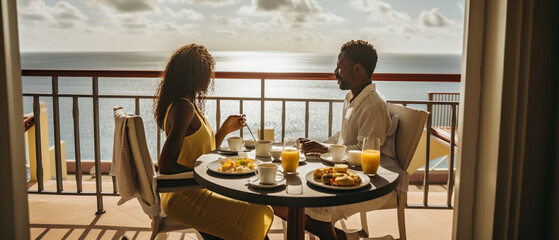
[287,207,304,240]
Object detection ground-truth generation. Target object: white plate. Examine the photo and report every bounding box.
[320,153,348,164]
[305,170,370,190]
[248,176,286,189]
[207,158,261,175]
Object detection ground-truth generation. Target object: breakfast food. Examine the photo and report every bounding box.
[312,164,362,187]
[333,164,348,172]
[217,158,256,173]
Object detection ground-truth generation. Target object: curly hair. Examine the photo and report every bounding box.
[340,40,378,78]
[153,44,215,129]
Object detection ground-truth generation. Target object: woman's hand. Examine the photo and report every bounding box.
[220,114,246,134]
[215,114,246,147]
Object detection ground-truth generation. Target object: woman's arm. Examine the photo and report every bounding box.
[215,115,246,147]
[158,101,195,174]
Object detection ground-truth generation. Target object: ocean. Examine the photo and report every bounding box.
[20,51,461,162]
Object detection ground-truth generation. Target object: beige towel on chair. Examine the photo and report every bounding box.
[110,107,136,205]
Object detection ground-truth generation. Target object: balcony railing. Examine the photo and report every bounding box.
[21,69,460,214]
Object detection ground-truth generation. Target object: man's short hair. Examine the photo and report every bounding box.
[341,40,378,78]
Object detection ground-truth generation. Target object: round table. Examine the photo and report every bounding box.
[193,150,400,239]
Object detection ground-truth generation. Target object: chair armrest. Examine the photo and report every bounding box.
[156,171,194,180]
[155,171,201,193]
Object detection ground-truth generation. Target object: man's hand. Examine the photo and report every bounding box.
[298,138,328,154]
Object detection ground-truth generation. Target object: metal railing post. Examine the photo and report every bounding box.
[260,78,265,140]
[282,101,286,141]
[52,76,64,193]
[424,103,432,206]
[328,102,333,137]
[93,76,105,214]
[33,97,44,192]
[239,100,243,138]
[157,127,161,161]
[305,101,309,138]
[447,104,457,207]
[72,97,83,193]
[216,99,221,130]
[135,97,140,115]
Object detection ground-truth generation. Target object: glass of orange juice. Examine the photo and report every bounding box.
[361,137,380,176]
[282,138,300,174]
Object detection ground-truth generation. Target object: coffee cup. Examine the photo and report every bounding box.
[227,136,244,151]
[255,140,272,157]
[329,144,347,161]
[270,147,282,160]
[256,163,279,184]
[244,138,256,149]
[348,150,362,166]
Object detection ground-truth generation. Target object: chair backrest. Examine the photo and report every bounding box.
[388,103,429,171]
[113,107,160,217]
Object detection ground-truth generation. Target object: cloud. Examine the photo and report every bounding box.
[161,0,240,7]
[18,0,88,30]
[52,2,88,21]
[188,0,240,7]
[163,7,204,21]
[213,15,253,28]
[420,8,456,27]
[238,0,344,28]
[350,0,410,25]
[79,1,202,34]
[97,0,156,13]
[105,13,198,34]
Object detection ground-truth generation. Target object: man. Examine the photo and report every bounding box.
[273,40,393,240]
[300,39,391,154]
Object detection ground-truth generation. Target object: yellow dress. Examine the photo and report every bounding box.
[160,99,273,240]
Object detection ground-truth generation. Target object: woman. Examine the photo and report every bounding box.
[153,44,273,240]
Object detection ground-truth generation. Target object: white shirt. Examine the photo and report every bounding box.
[324,83,392,150]
[306,83,394,223]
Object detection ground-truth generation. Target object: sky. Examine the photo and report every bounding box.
[17,0,465,54]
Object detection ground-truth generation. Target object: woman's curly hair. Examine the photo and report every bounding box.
[153,44,215,129]
[341,40,378,78]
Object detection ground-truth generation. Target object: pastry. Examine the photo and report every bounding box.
[333,164,348,173]
[335,175,355,186]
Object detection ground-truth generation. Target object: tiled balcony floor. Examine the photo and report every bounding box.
[28,178,453,240]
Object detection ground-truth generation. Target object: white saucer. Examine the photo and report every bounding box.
[255,153,272,157]
[249,177,286,189]
[218,147,249,155]
[320,153,348,164]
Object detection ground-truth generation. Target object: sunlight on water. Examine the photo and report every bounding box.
[212,51,337,72]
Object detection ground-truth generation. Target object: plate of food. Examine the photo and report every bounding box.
[207,157,261,175]
[305,164,370,190]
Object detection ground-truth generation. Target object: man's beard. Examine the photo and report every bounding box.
[337,77,351,90]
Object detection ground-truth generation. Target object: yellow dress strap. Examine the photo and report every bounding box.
[163,98,215,168]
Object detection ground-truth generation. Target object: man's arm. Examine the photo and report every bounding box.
[298,131,340,154]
